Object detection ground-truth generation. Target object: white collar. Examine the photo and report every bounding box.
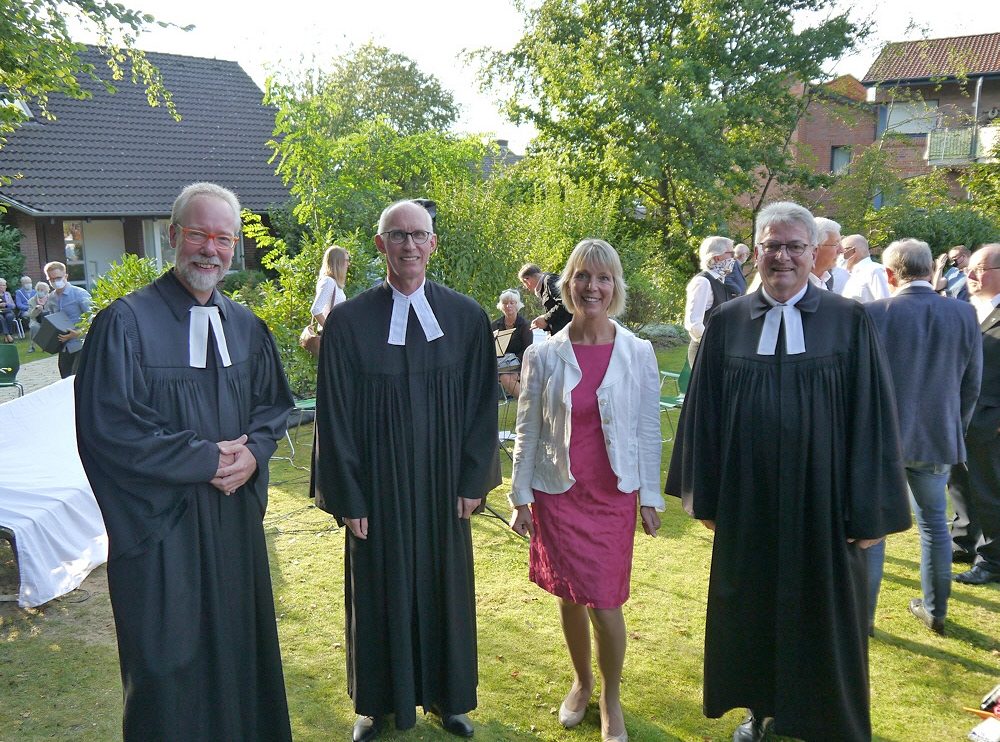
[972,293,1000,323]
[757,284,808,356]
[189,305,232,368]
[387,279,444,345]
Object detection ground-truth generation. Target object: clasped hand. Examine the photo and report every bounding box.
[511,504,661,538]
[212,434,257,495]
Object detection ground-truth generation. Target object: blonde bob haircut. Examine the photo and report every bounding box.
[320,245,350,287]
[558,238,628,318]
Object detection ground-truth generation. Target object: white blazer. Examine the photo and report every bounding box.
[510,321,664,509]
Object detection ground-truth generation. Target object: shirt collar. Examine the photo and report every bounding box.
[386,278,445,345]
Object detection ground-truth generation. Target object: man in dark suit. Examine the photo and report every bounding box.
[724,243,750,296]
[518,263,572,335]
[956,243,1000,585]
[866,239,982,633]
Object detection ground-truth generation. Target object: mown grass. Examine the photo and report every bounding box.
[1,343,998,741]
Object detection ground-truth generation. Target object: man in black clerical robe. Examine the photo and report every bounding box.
[313,199,499,741]
[75,182,293,741]
[666,201,910,742]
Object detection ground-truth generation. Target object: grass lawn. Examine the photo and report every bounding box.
[4,331,48,366]
[1,343,998,741]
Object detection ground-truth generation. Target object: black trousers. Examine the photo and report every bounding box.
[58,349,81,378]
[948,464,980,555]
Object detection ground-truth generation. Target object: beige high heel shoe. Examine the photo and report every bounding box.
[558,696,587,728]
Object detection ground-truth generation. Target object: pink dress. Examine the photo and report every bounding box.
[529,343,638,609]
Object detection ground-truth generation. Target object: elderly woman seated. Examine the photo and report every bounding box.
[491,288,533,398]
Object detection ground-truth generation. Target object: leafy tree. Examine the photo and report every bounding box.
[0,0,186,138]
[477,0,861,265]
[866,205,1000,253]
[80,253,165,332]
[0,223,25,285]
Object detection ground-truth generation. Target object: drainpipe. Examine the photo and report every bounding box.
[971,76,984,160]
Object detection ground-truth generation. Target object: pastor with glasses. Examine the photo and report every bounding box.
[666,201,910,742]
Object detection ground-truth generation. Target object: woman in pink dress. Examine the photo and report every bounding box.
[510,238,663,742]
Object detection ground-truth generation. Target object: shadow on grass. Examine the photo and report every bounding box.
[881,555,1000,613]
[877,630,999,675]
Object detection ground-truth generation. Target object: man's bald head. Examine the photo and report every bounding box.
[841,234,870,269]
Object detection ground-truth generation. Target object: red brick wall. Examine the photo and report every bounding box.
[794,96,876,175]
[10,212,42,280]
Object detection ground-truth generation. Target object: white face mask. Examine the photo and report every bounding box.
[52,278,66,289]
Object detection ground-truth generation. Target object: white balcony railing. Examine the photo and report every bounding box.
[926,124,999,165]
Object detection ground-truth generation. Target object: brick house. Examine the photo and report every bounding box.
[0,46,288,287]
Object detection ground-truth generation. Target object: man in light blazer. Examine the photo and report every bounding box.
[865,239,982,633]
[955,243,1000,585]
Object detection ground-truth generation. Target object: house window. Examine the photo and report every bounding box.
[62,221,87,285]
[831,146,852,174]
[882,100,938,135]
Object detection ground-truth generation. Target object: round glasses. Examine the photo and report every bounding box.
[380,230,433,246]
[757,241,811,257]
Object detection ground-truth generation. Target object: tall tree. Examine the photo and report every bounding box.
[0,0,185,139]
[478,0,861,264]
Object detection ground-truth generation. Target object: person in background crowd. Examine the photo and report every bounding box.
[492,288,533,398]
[724,243,750,296]
[26,281,53,353]
[0,277,15,342]
[311,245,351,327]
[810,217,849,293]
[519,263,573,335]
[666,201,910,742]
[932,245,971,301]
[14,276,35,333]
[74,182,294,740]
[510,238,662,742]
[954,243,1000,586]
[840,234,890,303]
[865,238,981,635]
[683,236,739,368]
[42,261,92,377]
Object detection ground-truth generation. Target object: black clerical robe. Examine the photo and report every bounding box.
[75,271,293,742]
[312,281,499,729]
[665,285,910,742]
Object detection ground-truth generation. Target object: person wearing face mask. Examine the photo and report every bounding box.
[0,278,15,343]
[43,261,92,377]
[14,276,35,334]
[26,281,54,353]
[683,236,739,368]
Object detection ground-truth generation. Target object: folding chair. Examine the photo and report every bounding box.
[659,360,690,442]
[0,344,24,398]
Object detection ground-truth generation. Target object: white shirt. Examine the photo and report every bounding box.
[842,257,891,304]
[309,275,347,318]
[684,273,724,342]
[972,293,1000,324]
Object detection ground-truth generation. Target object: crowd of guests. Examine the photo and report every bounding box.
[18,181,990,742]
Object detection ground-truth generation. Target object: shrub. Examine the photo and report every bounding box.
[81,254,166,332]
[0,224,25,287]
[222,270,268,294]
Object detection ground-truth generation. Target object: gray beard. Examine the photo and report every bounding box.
[176,259,225,293]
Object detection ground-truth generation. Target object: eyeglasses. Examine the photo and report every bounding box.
[175,225,239,250]
[381,230,433,246]
[757,241,811,257]
[967,266,1000,277]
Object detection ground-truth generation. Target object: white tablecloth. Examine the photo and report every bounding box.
[0,377,108,607]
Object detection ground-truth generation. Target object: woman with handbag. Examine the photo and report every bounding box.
[301,245,350,356]
[509,238,663,742]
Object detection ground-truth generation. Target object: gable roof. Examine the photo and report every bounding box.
[0,46,288,217]
[863,32,1000,85]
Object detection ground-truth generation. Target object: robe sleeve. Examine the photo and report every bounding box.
[518,318,534,358]
[457,308,501,500]
[312,307,367,519]
[844,310,911,539]
[664,311,726,520]
[243,318,295,513]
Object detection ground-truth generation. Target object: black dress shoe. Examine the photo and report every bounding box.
[430,708,474,738]
[908,598,945,635]
[952,549,975,564]
[352,715,381,742]
[955,565,1000,585]
[732,710,772,742]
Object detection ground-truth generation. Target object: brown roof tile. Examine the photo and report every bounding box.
[862,32,1000,84]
